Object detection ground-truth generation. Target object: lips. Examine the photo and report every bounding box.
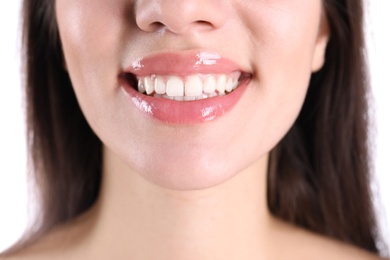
[119,51,251,124]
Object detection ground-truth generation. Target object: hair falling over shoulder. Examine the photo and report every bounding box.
[268,0,380,252]
[1,0,385,256]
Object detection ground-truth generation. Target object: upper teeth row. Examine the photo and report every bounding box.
[137,74,240,99]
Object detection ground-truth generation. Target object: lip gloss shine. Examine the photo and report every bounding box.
[120,51,251,124]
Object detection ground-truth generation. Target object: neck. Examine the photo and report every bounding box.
[89,147,275,259]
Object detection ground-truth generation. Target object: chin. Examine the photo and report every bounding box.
[107,142,250,191]
[141,153,241,191]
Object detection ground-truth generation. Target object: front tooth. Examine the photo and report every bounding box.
[144,77,154,95]
[203,76,216,94]
[216,75,227,94]
[154,76,166,94]
[185,75,203,97]
[166,76,184,97]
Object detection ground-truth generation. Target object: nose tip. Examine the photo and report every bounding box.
[135,0,227,34]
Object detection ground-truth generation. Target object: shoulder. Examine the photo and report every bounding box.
[0,231,77,260]
[307,237,384,260]
[272,219,386,260]
[0,213,94,260]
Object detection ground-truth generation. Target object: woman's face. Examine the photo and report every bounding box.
[56,0,329,190]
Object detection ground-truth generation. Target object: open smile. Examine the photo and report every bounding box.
[119,51,252,124]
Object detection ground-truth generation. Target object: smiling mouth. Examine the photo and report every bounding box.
[119,51,252,124]
[121,71,250,101]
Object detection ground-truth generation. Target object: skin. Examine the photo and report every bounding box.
[3,0,384,259]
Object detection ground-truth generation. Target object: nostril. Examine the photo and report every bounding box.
[191,20,214,31]
[147,21,213,34]
[197,20,212,26]
[149,21,165,31]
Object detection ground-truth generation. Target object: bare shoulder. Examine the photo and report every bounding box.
[272,219,386,260]
[311,237,385,260]
[0,212,94,260]
[0,228,79,260]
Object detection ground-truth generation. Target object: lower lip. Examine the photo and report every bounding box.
[120,77,250,124]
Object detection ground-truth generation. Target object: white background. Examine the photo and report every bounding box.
[0,0,389,255]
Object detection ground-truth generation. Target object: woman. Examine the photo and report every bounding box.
[1,0,387,258]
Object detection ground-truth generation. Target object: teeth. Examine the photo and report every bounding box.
[138,78,146,93]
[163,94,173,100]
[232,80,238,90]
[216,75,227,95]
[166,76,184,97]
[184,96,196,101]
[154,76,166,94]
[203,76,216,94]
[226,78,233,93]
[144,77,154,95]
[185,75,203,97]
[136,73,241,101]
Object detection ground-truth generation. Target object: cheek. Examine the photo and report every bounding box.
[243,1,322,73]
[56,0,126,126]
[241,2,322,154]
[56,0,124,88]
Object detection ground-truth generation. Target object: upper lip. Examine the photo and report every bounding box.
[123,50,250,77]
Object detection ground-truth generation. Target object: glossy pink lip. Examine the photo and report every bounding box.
[127,51,243,76]
[119,51,251,124]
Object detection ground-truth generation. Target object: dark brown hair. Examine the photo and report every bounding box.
[1,0,384,255]
[268,0,382,252]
